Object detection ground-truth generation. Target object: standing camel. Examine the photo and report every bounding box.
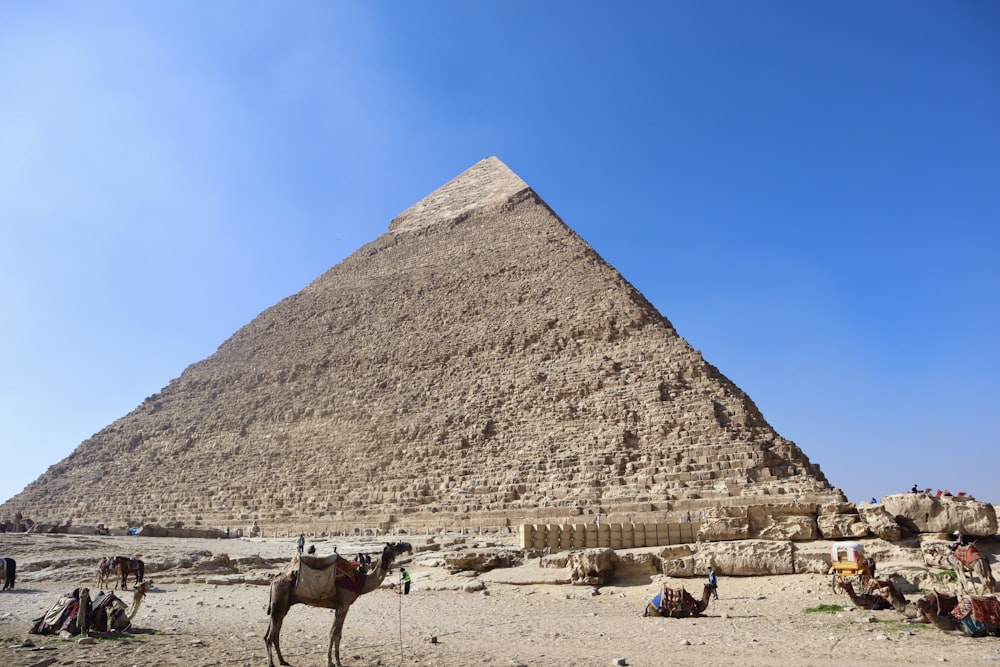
[926,544,996,595]
[265,541,412,667]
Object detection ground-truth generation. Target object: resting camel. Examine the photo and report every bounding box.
[0,557,15,590]
[111,555,145,590]
[643,583,716,618]
[840,580,892,610]
[265,541,413,667]
[911,590,961,631]
[925,543,995,595]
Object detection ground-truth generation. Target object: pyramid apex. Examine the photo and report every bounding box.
[389,156,530,233]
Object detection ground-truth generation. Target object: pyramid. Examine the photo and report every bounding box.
[1,157,842,533]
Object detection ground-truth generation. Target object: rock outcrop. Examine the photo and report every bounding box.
[881,494,997,536]
[660,539,795,577]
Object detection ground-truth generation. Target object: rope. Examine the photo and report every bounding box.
[395,572,405,667]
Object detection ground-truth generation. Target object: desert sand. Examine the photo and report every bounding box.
[0,531,997,667]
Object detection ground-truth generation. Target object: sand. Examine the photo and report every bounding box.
[0,531,997,667]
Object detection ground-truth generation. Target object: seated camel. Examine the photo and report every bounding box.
[643,583,716,618]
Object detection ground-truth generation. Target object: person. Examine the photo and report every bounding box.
[911,484,919,493]
[708,567,718,600]
[297,534,305,555]
[307,544,316,555]
[400,567,411,595]
[951,530,970,549]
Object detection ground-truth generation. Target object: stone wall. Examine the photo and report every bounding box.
[520,521,701,550]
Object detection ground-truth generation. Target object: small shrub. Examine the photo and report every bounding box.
[805,604,846,614]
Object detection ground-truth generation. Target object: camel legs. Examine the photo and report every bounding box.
[264,583,292,667]
[973,560,996,594]
[328,606,349,667]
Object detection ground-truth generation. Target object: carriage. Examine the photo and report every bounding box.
[828,541,875,594]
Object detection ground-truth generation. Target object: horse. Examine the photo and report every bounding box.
[111,555,145,590]
[0,557,15,590]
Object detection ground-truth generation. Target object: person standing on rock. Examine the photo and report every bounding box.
[708,567,719,600]
[297,534,305,555]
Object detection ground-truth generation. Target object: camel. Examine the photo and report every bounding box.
[643,583,717,618]
[840,580,893,610]
[0,557,15,590]
[111,555,145,590]
[125,579,153,622]
[912,591,961,632]
[265,541,413,667]
[29,581,151,636]
[926,543,995,595]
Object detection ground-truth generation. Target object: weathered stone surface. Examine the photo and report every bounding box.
[0,157,841,532]
[442,550,516,573]
[817,514,869,540]
[857,504,903,542]
[881,493,997,536]
[567,548,618,586]
[659,539,795,576]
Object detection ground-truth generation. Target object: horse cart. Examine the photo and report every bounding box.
[829,541,875,594]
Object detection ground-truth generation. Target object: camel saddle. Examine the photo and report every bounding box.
[659,587,698,614]
[952,595,1000,625]
[285,554,361,600]
[954,545,981,566]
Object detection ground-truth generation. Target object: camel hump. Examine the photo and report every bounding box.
[299,553,340,569]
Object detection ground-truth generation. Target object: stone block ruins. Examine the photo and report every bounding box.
[1,157,845,534]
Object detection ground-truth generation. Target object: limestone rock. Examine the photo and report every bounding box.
[858,504,903,542]
[443,550,516,573]
[567,548,618,586]
[881,494,997,536]
[659,540,794,576]
[698,517,749,542]
[817,513,870,540]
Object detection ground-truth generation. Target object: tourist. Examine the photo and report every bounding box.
[297,534,305,555]
[911,484,919,493]
[708,567,718,600]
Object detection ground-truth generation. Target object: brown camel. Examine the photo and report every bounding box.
[864,578,924,619]
[912,590,961,632]
[265,541,413,667]
[926,543,996,595]
[840,580,892,610]
[127,579,153,622]
[643,583,716,618]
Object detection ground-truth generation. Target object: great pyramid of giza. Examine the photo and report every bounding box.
[1,157,842,533]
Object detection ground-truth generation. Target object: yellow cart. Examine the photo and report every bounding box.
[828,541,875,594]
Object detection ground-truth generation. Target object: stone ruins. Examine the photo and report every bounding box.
[1,157,844,535]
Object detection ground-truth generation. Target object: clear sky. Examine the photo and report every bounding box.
[2,2,998,506]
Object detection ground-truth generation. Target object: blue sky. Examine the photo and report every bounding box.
[2,2,998,506]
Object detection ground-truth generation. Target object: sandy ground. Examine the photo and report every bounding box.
[0,532,998,667]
